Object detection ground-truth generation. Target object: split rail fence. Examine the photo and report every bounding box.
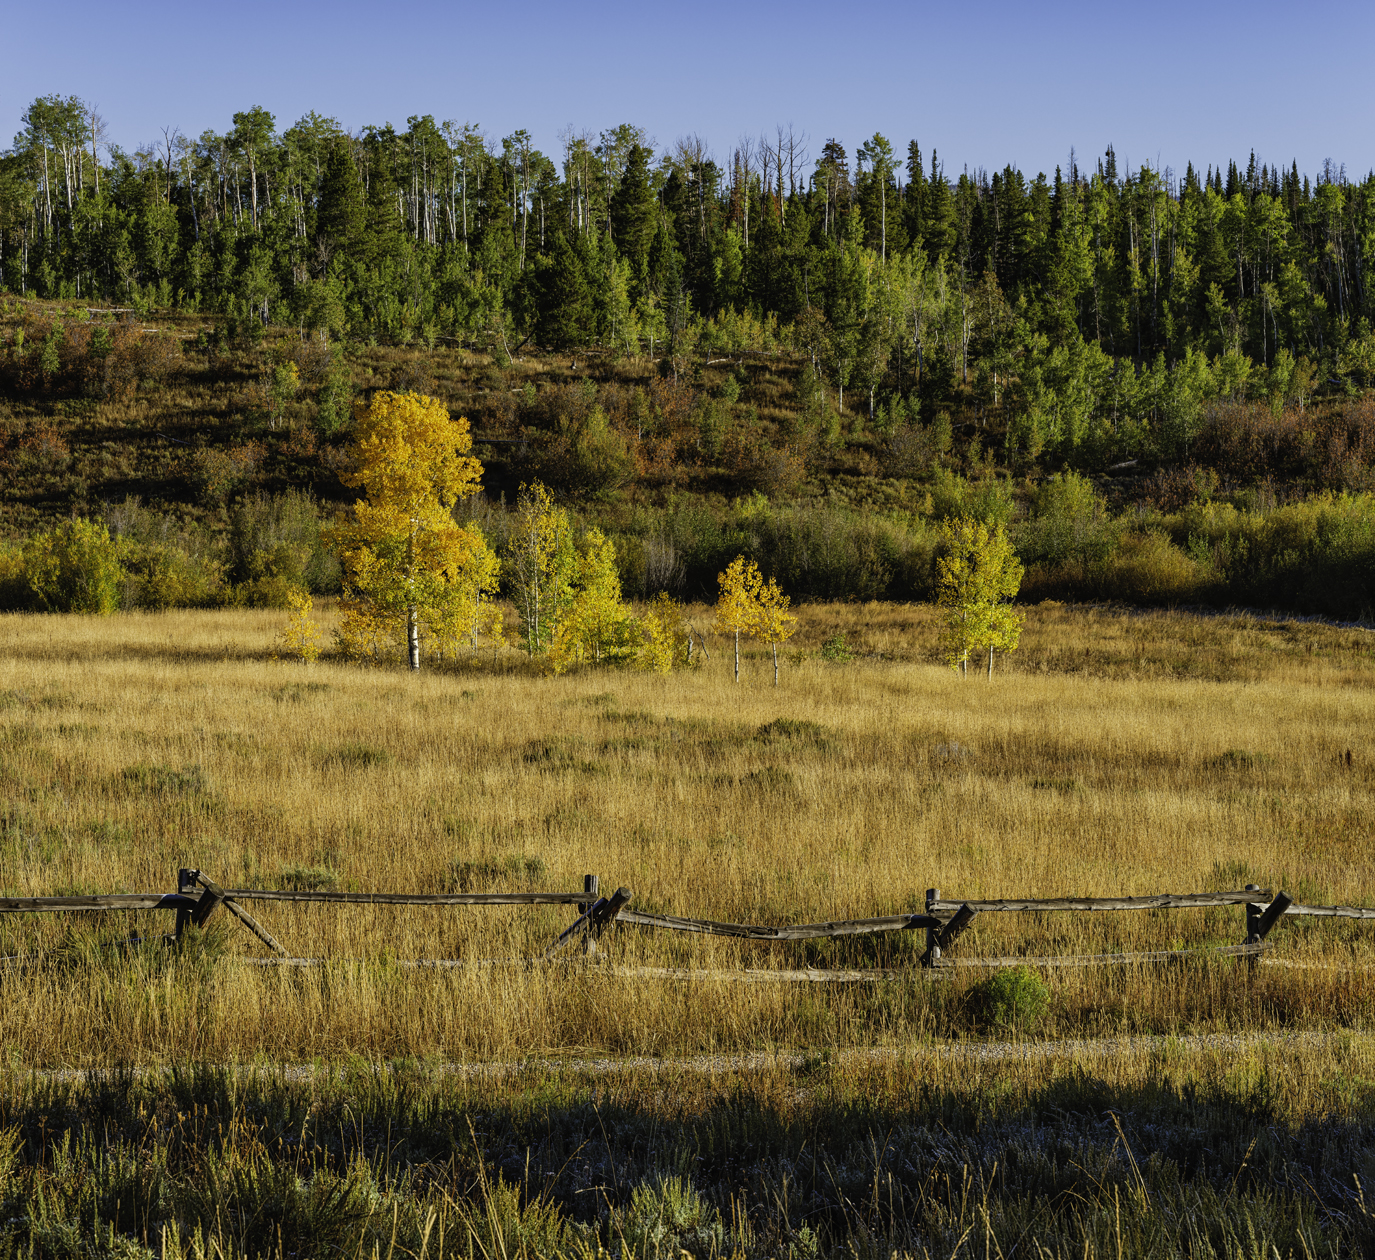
[2,869,1375,980]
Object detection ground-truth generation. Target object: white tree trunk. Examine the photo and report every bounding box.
[408,606,420,670]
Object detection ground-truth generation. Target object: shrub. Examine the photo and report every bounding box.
[276,864,338,891]
[25,518,124,614]
[0,539,31,610]
[820,633,853,662]
[972,965,1051,1031]
[228,489,339,595]
[884,414,951,478]
[122,543,220,609]
[1018,472,1121,567]
[1094,530,1213,604]
[927,466,1015,525]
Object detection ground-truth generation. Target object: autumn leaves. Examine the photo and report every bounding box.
[326,390,499,668]
[326,390,689,674]
[318,390,1023,682]
[712,556,797,685]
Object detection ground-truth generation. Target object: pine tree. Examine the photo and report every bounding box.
[317,139,364,258]
[610,143,657,294]
[362,127,403,268]
[533,232,596,348]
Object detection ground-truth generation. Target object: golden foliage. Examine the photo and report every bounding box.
[935,516,1025,674]
[273,587,322,662]
[635,592,688,674]
[327,391,492,667]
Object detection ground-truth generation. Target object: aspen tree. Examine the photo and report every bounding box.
[327,390,487,670]
[752,573,798,686]
[635,592,687,674]
[713,555,761,682]
[504,481,576,655]
[549,527,638,672]
[935,516,1024,677]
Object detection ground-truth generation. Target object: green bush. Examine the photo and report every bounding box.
[972,965,1051,1032]
[103,497,225,608]
[928,466,1015,525]
[820,633,853,662]
[228,489,339,595]
[315,355,355,437]
[24,518,124,613]
[122,542,222,609]
[1018,471,1121,567]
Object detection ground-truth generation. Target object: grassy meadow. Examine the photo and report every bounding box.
[0,600,1372,1066]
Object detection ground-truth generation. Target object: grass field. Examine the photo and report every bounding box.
[2,600,1375,1257]
[0,600,1372,1067]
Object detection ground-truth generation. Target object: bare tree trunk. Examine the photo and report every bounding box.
[772,640,779,686]
[987,645,994,679]
[408,606,420,670]
[734,630,740,682]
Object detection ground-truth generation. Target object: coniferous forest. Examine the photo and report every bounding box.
[4,95,1375,619]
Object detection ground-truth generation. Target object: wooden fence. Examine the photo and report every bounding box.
[0,868,1372,979]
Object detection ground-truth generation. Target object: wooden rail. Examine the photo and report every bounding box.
[1284,903,1375,920]
[2,869,1374,981]
[221,890,589,906]
[0,894,197,913]
[926,890,1270,913]
[616,909,939,941]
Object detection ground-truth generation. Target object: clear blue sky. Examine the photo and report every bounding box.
[5,0,1372,183]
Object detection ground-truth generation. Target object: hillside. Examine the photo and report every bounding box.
[2,294,1375,621]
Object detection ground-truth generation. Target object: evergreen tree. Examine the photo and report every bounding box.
[317,139,364,260]
[610,143,657,293]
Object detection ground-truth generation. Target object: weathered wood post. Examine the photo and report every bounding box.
[925,888,941,966]
[581,875,600,954]
[175,868,195,940]
[1245,885,1262,942]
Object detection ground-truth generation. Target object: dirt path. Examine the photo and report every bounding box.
[13,1028,1346,1085]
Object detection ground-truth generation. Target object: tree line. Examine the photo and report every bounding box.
[4,95,1375,466]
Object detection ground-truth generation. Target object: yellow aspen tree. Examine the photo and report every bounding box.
[504,482,576,655]
[549,527,638,672]
[426,530,502,660]
[713,555,762,682]
[935,516,1024,677]
[273,587,321,662]
[751,573,798,686]
[325,390,487,670]
[635,592,687,673]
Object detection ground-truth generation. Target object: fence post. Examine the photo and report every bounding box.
[176,869,197,940]
[1245,885,1262,943]
[581,875,601,954]
[924,888,941,966]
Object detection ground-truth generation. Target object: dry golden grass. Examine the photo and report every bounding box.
[0,600,1372,1064]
